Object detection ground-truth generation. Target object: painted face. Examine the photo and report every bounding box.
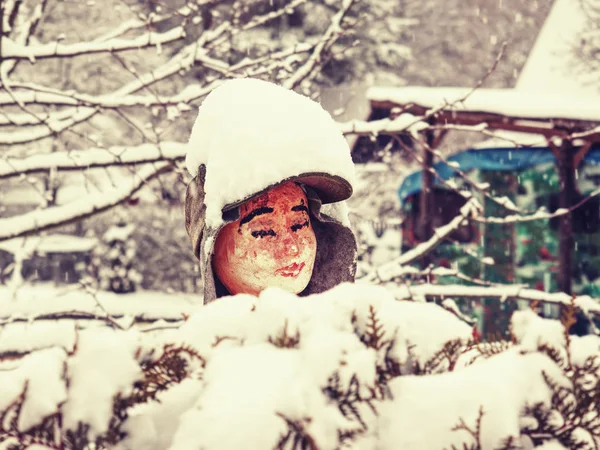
[213,182,317,296]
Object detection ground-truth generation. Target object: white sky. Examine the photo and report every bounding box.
[516,0,599,96]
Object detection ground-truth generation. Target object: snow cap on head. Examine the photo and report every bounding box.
[185,78,356,227]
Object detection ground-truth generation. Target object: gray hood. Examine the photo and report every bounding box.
[183,79,358,304]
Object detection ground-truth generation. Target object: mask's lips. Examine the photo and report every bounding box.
[275,262,305,278]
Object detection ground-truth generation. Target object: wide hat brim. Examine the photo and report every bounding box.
[222,172,353,214]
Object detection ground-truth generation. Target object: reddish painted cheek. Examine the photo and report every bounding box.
[233,235,273,260]
[256,239,286,261]
[272,247,288,262]
[217,231,237,263]
[232,236,252,259]
[236,236,308,264]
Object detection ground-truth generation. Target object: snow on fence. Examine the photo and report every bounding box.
[0,283,598,450]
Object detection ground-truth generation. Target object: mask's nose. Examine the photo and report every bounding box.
[281,232,300,257]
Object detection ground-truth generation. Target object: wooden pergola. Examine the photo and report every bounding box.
[363,86,600,294]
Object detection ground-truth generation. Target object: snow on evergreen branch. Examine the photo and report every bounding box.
[1,283,596,449]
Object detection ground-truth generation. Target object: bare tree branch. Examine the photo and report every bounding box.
[0,0,363,261]
[0,21,330,143]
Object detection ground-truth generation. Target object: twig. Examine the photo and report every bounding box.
[282,0,357,89]
[79,282,126,330]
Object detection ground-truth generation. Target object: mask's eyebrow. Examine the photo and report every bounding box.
[291,204,308,213]
[240,206,274,226]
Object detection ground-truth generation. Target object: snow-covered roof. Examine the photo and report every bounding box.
[366,86,600,123]
[471,131,548,149]
[0,234,98,256]
[367,0,600,126]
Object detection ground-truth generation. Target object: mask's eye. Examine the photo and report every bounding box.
[290,220,309,232]
[251,229,276,238]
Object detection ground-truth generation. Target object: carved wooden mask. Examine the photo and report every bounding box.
[213,182,317,296]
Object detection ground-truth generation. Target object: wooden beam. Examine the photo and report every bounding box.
[430,129,449,149]
[370,100,600,141]
[574,141,592,168]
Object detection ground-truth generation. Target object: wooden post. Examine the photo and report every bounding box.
[509,173,518,284]
[557,142,575,294]
[419,145,434,239]
[419,132,435,268]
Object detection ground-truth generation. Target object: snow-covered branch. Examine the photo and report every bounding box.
[339,114,428,136]
[0,142,186,178]
[0,162,171,242]
[0,25,228,143]
[0,0,49,77]
[396,283,600,316]
[391,265,518,287]
[0,81,208,109]
[210,0,309,47]
[0,26,331,143]
[476,187,600,224]
[361,199,481,283]
[0,26,186,60]
[397,134,530,215]
[92,1,210,43]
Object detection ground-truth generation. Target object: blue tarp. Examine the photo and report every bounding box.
[398,145,600,203]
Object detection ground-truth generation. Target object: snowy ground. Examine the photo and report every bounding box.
[0,284,201,320]
[0,284,201,354]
